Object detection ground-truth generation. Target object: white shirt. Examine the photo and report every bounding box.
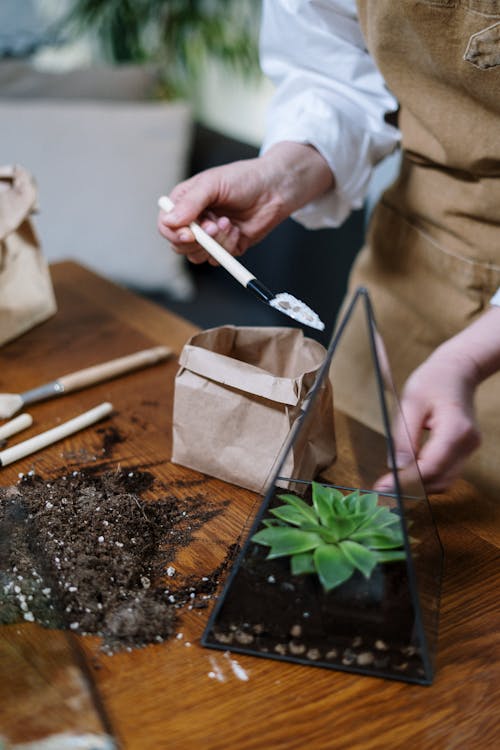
[259,0,500,304]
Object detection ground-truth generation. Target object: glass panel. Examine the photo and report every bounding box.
[203,288,443,684]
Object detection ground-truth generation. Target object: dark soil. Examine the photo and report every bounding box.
[0,468,234,653]
[205,487,428,683]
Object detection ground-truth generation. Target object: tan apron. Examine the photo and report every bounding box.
[334,0,500,494]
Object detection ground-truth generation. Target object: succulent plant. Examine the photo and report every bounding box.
[252,483,406,592]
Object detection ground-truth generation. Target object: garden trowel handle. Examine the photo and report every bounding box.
[58,346,172,392]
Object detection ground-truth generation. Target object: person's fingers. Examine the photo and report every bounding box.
[216,218,241,253]
[412,407,480,490]
[390,397,428,471]
[164,173,222,228]
[375,405,480,494]
[187,250,210,265]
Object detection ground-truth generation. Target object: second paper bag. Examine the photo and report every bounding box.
[172,325,335,493]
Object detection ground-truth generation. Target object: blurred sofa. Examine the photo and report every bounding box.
[0,61,195,300]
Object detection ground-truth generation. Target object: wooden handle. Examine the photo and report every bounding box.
[158,196,255,287]
[58,346,172,393]
[0,413,33,441]
[0,402,113,467]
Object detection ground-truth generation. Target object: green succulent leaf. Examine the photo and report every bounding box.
[299,523,338,544]
[344,490,360,513]
[331,492,352,517]
[351,528,404,549]
[373,550,407,563]
[270,505,310,527]
[355,492,380,515]
[261,518,277,528]
[251,527,323,559]
[311,482,336,526]
[313,544,355,592]
[339,540,378,579]
[290,551,315,575]
[356,506,401,531]
[333,516,362,541]
[277,493,318,524]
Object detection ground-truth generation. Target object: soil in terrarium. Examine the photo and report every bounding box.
[0,467,236,653]
[205,488,428,682]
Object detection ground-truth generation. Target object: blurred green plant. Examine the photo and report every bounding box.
[252,483,407,592]
[64,0,261,97]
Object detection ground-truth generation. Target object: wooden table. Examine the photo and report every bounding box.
[0,262,498,749]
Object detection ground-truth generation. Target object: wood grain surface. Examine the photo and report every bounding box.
[0,262,498,750]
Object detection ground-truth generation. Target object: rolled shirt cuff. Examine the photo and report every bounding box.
[490,288,500,306]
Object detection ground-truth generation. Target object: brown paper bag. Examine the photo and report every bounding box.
[172,325,336,493]
[0,164,57,347]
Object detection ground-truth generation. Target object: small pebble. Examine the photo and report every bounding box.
[214,631,233,644]
[342,648,356,666]
[306,648,321,661]
[356,651,375,666]
[234,630,254,645]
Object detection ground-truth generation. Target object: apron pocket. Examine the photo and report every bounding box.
[465,22,500,69]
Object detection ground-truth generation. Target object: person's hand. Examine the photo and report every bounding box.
[374,305,500,493]
[374,349,481,494]
[157,141,334,265]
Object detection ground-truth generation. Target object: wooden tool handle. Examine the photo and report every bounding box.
[158,196,255,287]
[0,402,113,467]
[58,346,171,393]
[0,413,33,441]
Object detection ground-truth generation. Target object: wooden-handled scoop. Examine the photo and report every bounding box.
[0,346,171,419]
[158,196,325,333]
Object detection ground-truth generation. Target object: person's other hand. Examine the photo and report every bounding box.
[375,305,500,494]
[157,141,334,265]
[374,348,481,494]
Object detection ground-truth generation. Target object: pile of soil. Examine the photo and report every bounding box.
[0,468,233,653]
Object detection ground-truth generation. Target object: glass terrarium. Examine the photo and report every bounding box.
[202,287,443,685]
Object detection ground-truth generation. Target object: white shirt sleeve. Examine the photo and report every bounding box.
[259,0,400,228]
[490,289,500,306]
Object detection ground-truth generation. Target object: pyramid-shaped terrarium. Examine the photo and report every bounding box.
[202,288,443,685]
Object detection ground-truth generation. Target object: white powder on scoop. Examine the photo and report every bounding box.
[270,293,325,331]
